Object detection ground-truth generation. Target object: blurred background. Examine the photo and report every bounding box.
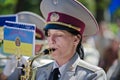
[0,0,120,35]
[0,0,120,79]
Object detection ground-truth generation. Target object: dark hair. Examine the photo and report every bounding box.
[76,35,84,60]
[63,29,84,59]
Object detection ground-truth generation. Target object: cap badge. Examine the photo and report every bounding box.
[53,0,58,5]
[50,13,60,22]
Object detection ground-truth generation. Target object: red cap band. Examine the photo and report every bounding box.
[46,12,85,34]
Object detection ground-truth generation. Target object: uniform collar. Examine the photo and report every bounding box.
[53,60,68,76]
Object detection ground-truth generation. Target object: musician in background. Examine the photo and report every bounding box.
[0,11,46,80]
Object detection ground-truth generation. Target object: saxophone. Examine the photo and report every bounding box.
[20,48,55,80]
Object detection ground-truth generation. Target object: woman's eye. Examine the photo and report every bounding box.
[56,34,63,37]
[47,34,50,37]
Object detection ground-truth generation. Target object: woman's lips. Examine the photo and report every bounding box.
[50,47,57,52]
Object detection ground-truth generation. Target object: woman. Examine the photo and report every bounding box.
[35,0,107,80]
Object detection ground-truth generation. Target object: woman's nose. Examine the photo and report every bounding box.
[48,35,56,44]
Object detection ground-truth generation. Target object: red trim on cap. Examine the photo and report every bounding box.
[36,27,44,39]
[47,12,85,34]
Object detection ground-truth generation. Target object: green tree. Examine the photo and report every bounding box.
[0,0,42,16]
[15,0,41,15]
[78,0,96,15]
[95,0,110,24]
[0,0,17,15]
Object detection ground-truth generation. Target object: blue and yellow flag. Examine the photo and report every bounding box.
[0,15,16,41]
[3,21,36,56]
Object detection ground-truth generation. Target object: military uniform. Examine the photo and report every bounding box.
[35,53,106,80]
[37,0,107,80]
[7,54,106,80]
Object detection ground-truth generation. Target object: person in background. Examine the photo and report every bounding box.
[94,21,114,64]
[83,37,100,66]
[106,37,120,80]
[35,0,107,80]
[99,37,119,72]
[0,11,47,80]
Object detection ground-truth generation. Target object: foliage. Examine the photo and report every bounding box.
[16,0,41,15]
[0,0,18,15]
[114,9,120,19]
[0,0,41,15]
[78,0,96,15]
[109,23,119,34]
[97,0,110,9]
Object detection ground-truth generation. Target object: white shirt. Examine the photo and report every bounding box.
[53,61,68,78]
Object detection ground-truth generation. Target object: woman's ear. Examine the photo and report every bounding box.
[73,34,81,45]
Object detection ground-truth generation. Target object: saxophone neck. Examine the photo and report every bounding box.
[29,48,55,66]
[20,48,55,80]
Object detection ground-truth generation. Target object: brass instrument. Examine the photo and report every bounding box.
[20,48,55,80]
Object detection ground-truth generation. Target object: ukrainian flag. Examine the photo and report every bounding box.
[3,21,35,56]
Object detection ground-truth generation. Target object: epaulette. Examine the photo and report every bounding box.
[77,59,102,72]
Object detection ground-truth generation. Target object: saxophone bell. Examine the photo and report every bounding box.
[20,48,55,80]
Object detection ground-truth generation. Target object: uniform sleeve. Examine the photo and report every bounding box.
[7,68,20,80]
[86,69,107,80]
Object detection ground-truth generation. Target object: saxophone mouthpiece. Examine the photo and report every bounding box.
[43,48,55,55]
